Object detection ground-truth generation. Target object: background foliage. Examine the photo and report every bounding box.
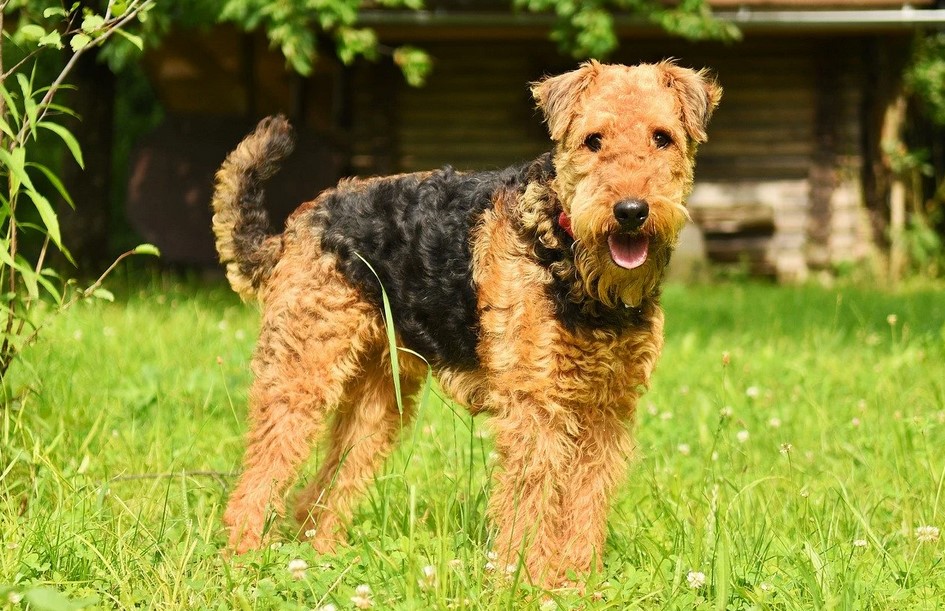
[0,0,157,382]
[898,32,945,277]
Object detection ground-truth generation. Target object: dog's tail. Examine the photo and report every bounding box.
[211,115,295,300]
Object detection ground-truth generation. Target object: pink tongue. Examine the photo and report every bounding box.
[608,234,649,269]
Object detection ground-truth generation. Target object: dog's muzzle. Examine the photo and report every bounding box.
[609,199,650,270]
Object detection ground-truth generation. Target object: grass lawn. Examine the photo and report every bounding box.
[1,275,944,609]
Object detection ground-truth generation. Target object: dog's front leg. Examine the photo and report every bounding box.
[489,404,633,584]
[488,407,575,585]
[555,413,632,576]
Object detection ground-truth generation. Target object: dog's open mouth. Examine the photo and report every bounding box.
[608,233,649,270]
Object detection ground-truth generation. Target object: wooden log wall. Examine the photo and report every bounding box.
[348,36,894,278]
[139,29,910,274]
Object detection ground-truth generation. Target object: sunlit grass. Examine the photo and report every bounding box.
[1,275,944,609]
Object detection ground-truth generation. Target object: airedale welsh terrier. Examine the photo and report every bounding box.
[212,60,720,584]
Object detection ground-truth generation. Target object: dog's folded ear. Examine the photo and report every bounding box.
[660,61,722,144]
[531,60,602,142]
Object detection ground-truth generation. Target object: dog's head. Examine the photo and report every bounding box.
[532,60,720,308]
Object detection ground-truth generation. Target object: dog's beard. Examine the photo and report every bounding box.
[573,239,670,308]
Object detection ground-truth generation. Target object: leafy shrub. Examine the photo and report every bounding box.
[0,1,158,383]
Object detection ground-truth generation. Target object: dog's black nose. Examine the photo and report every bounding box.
[613,199,649,231]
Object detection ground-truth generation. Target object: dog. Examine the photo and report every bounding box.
[212,59,720,584]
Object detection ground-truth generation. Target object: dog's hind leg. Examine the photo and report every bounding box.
[294,350,423,552]
[223,248,384,554]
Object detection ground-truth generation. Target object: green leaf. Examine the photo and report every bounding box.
[132,243,161,257]
[111,0,129,18]
[17,73,38,134]
[15,256,39,300]
[44,7,69,18]
[81,14,106,35]
[91,288,114,302]
[0,85,21,128]
[71,33,92,52]
[19,24,47,41]
[0,117,15,139]
[353,252,404,413]
[27,162,75,209]
[115,28,144,51]
[0,241,18,269]
[39,31,63,49]
[37,273,63,303]
[38,122,84,169]
[24,189,63,249]
[393,46,432,87]
[0,147,35,193]
[23,586,94,611]
[46,102,81,119]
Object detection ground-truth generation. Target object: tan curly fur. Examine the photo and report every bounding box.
[215,61,720,587]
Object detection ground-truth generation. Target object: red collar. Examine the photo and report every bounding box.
[558,211,574,238]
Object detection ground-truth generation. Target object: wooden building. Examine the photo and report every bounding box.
[132,0,945,278]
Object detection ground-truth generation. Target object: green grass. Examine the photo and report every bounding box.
[2,275,945,609]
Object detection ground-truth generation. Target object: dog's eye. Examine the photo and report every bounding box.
[653,130,673,149]
[583,133,603,152]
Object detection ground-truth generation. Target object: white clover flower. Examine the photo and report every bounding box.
[8,592,23,605]
[853,539,868,548]
[418,564,437,590]
[779,443,793,455]
[887,314,898,326]
[660,411,673,421]
[304,528,317,539]
[768,416,782,428]
[351,584,373,609]
[851,417,861,428]
[677,443,691,456]
[736,430,749,443]
[288,558,308,579]
[317,604,337,611]
[745,386,761,398]
[687,570,706,589]
[916,525,940,543]
[720,406,733,419]
[760,582,772,592]
[448,558,463,570]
